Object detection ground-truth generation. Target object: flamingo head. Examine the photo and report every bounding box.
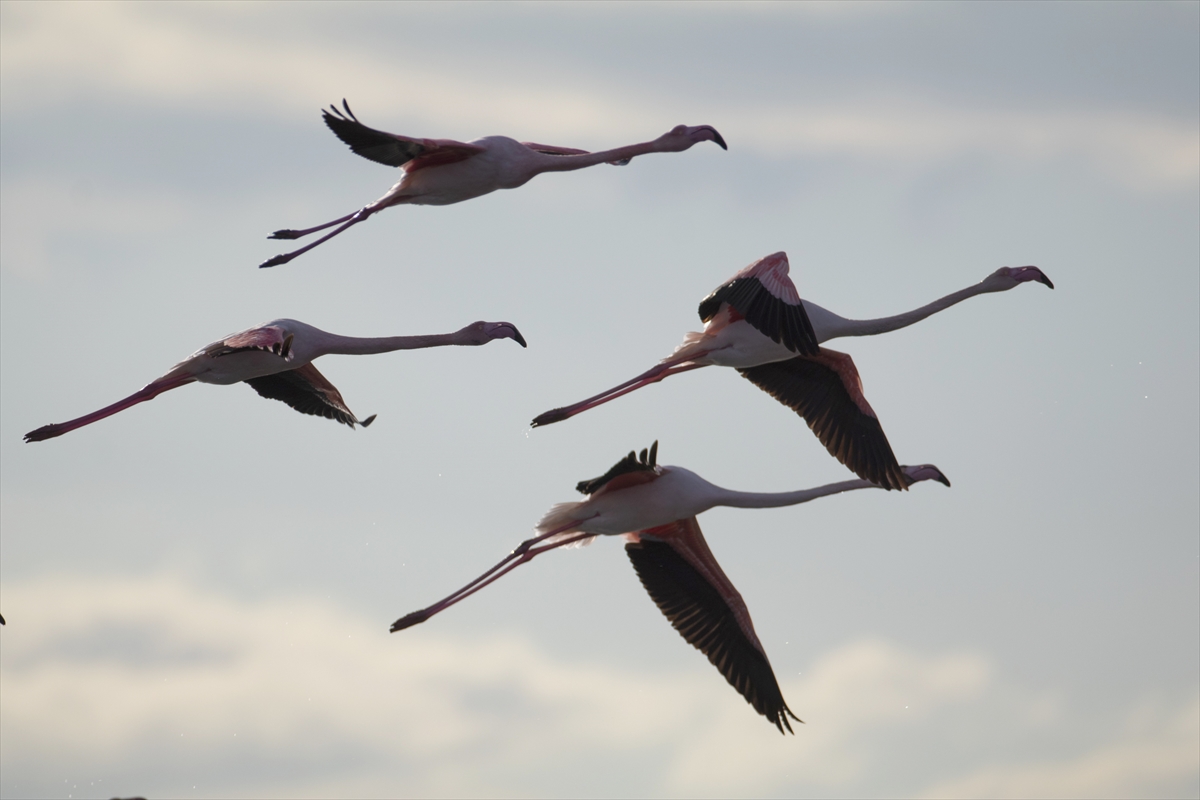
[658,124,728,153]
[901,464,951,487]
[982,265,1054,291]
[463,321,527,347]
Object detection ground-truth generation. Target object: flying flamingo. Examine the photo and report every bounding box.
[390,442,950,733]
[532,252,1053,491]
[259,100,727,268]
[24,319,526,442]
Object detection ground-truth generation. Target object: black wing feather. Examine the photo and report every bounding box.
[738,356,906,490]
[626,537,799,733]
[575,441,658,495]
[697,277,818,356]
[244,363,375,429]
[322,104,428,168]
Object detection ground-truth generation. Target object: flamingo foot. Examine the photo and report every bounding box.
[24,423,67,443]
[268,229,305,240]
[389,609,431,632]
[259,253,295,269]
[531,408,571,427]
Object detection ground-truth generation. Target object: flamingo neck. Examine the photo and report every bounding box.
[318,331,470,356]
[805,281,993,342]
[532,140,664,173]
[712,478,879,509]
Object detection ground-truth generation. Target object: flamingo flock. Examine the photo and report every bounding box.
[19,99,1054,734]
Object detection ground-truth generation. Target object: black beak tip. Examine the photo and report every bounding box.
[514,332,528,348]
[712,130,728,150]
[1041,276,1055,290]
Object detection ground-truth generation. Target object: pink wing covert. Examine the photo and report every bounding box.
[731,251,802,305]
[204,326,294,360]
[697,251,817,356]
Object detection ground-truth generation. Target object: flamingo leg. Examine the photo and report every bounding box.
[258,211,377,268]
[531,359,709,427]
[267,212,357,240]
[390,522,596,632]
[24,374,197,443]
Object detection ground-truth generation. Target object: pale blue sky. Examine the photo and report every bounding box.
[1,2,1197,798]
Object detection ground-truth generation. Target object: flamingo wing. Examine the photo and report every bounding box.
[322,101,485,168]
[697,252,817,356]
[203,326,294,360]
[243,363,375,428]
[626,518,800,734]
[575,441,659,495]
[738,348,907,491]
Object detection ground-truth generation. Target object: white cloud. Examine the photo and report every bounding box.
[921,694,1200,799]
[2,2,1195,190]
[662,639,992,795]
[2,573,1195,798]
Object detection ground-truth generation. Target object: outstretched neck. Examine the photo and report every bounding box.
[533,140,663,173]
[713,478,880,509]
[805,281,995,341]
[319,331,472,356]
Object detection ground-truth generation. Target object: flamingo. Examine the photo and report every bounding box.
[23,319,526,442]
[532,252,1053,491]
[259,100,727,268]
[390,442,950,733]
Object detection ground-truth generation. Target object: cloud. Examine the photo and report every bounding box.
[662,639,993,795]
[921,694,1200,799]
[3,573,1195,798]
[2,2,1195,190]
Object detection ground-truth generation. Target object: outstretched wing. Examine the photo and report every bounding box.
[244,363,375,428]
[202,326,294,360]
[322,100,485,168]
[697,251,818,356]
[738,348,906,491]
[626,519,800,734]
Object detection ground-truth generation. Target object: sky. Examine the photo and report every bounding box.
[0,1,1197,798]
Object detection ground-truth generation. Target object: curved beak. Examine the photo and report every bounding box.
[703,126,728,150]
[1010,265,1054,289]
[903,464,951,487]
[496,323,527,348]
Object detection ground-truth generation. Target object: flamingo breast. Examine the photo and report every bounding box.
[191,351,305,386]
[404,137,538,205]
[697,320,797,369]
[575,468,720,535]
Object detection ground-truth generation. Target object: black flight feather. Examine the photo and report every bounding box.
[737,356,906,491]
[626,536,799,734]
[244,363,375,429]
[697,277,819,356]
[322,100,429,168]
[575,441,658,495]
